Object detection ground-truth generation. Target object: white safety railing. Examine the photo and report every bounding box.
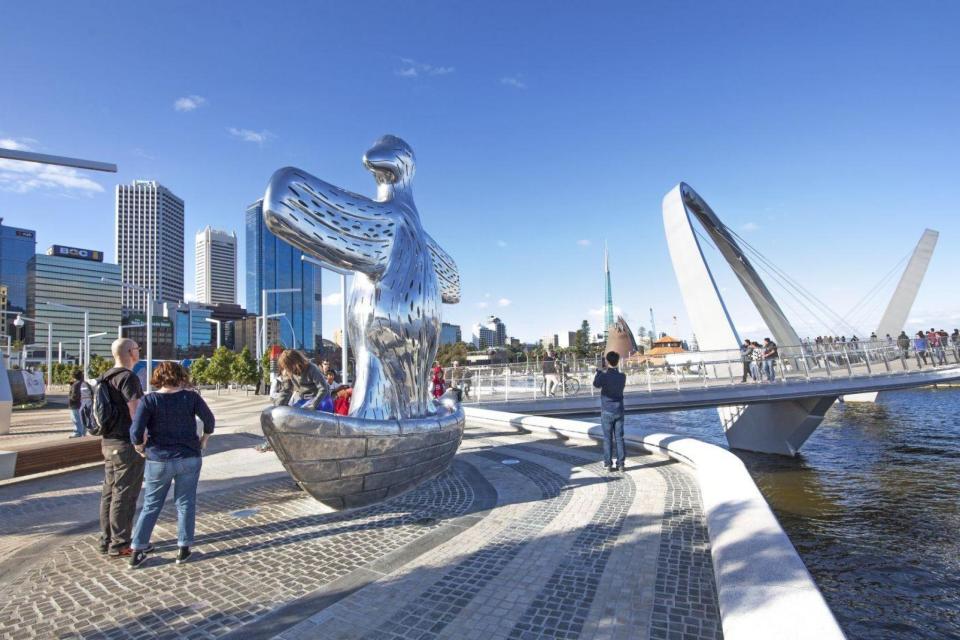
[441,339,960,405]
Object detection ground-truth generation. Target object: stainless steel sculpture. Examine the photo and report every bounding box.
[259,135,465,508]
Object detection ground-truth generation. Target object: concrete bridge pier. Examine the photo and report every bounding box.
[720,396,837,456]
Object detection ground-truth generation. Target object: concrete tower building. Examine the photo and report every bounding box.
[195,226,237,305]
[116,180,185,310]
[603,243,615,341]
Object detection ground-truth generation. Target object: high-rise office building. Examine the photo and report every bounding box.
[440,322,462,345]
[27,246,122,359]
[0,218,36,336]
[195,226,237,305]
[116,180,184,310]
[245,199,322,352]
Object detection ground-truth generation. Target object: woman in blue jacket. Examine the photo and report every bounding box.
[129,361,214,568]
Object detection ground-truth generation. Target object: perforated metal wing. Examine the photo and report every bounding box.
[426,233,460,304]
[263,167,395,277]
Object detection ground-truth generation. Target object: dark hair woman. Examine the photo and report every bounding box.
[275,349,331,409]
[128,361,214,568]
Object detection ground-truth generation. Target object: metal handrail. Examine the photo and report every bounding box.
[441,338,960,405]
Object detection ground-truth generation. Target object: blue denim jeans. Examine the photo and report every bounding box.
[601,411,625,467]
[70,408,84,436]
[132,456,202,550]
[763,359,776,382]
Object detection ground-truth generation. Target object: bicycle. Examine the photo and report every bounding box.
[539,372,580,397]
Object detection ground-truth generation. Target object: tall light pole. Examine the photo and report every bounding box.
[205,318,222,350]
[104,279,154,392]
[118,322,145,338]
[301,255,350,380]
[260,288,300,360]
[40,301,89,377]
[13,315,53,387]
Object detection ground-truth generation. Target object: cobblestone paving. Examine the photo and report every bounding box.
[650,467,723,640]
[504,454,635,640]
[0,421,725,640]
[0,468,476,639]
[363,450,572,640]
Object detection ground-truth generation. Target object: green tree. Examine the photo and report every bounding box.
[260,352,271,388]
[575,320,591,358]
[190,356,210,386]
[436,341,470,366]
[88,355,112,378]
[231,346,260,392]
[206,347,235,392]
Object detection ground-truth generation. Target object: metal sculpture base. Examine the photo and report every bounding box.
[261,403,465,509]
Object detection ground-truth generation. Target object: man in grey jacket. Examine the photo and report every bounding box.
[592,351,627,472]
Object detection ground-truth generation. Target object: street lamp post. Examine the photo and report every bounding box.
[260,288,300,360]
[13,315,53,388]
[301,255,350,381]
[104,279,154,392]
[39,301,90,377]
[205,318,222,350]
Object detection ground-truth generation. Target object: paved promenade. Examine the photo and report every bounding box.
[0,393,723,640]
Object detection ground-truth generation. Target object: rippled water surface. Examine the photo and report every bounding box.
[625,387,960,640]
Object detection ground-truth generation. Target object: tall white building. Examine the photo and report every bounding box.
[195,226,237,305]
[116,180,184,310]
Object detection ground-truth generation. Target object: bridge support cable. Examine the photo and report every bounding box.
[717,224,865,337]
[692,228,830,338]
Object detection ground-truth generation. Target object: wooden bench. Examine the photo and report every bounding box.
[3,437,104,478]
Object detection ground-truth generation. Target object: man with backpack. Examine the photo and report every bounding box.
[96,338,146,558]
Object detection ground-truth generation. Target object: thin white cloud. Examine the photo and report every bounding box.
[228,128,273,144]
[396,58,455,78]
[323,292,343,305]
[498,298,511,307]
[0,137,104,195]
[742,222,760,232]
[577,239,591,247]
[588,305,623,318]
[475,301,489,309]
[500,76,527,90]
[173,95,207,112]
[496,240,507,248]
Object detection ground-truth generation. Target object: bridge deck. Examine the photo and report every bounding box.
[469,358,960,417]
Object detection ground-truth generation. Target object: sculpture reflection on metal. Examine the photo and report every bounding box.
[259,135,465,508]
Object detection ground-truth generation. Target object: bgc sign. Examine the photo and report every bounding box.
[47,245,104,262]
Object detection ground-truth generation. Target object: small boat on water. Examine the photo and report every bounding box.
[261,399,465,509]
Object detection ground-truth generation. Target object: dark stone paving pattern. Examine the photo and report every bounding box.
[0,468,476,640]
[504,454,635,640]
[363,450,573,640]
[510,441,723,640]
[650,467,724,640]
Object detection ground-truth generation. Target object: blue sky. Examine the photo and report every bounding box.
[1,2,958,343]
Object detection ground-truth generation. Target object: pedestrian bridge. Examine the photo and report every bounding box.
[455,342,960,455]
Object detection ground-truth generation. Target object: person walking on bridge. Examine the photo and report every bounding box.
[542,349,559,396]
[740,339,753,383]
[762,338,779,382]
[593,351,626,473]
[914,332,928,368]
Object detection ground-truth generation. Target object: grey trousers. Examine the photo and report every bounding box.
[100,440,145,552]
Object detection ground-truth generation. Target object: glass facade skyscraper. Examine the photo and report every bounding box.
[245,199,322,352]
[0,218,36,312]
[26,251,122,359]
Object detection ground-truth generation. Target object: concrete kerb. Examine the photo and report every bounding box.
[464,406,846,640]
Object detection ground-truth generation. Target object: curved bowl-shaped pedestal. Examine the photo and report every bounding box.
[261,404,465,509]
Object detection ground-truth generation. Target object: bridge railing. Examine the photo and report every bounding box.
[442,339,960,405]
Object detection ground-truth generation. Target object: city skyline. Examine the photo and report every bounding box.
[1,3,959,343]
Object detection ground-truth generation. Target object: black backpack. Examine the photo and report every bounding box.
[86,370,127,437]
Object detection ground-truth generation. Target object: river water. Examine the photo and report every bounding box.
[625,387,960,639]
